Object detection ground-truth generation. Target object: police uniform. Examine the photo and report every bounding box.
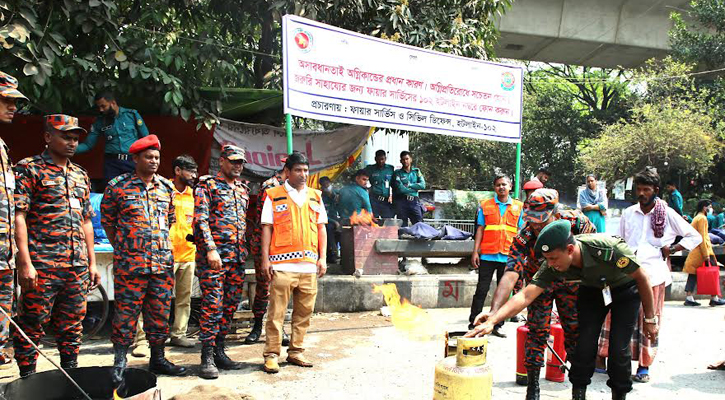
[0,72,25,361]
[392,167,425,226]
[12,116,93,375]
[506,190,595,381]
[532,222,644,399]
[363,163,395,219]
[77,106,149,181]
[337,183,372,223]
[100,134,186,382]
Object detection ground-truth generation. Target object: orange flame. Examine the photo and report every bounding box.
[350,209,376,226]
[373,283,442,341]
[113,389,123,400]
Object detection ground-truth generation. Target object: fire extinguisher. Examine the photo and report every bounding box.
[545,323,567,382]
[515,325,528,385]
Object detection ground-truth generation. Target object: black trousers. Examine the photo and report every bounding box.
[685,273,698,293]
[370,196,395,219]
[468,260,505,328]
[570,282,640,394]
[394,196,423,227]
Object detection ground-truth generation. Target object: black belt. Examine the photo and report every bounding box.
[105,153,131,161]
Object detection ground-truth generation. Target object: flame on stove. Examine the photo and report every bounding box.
[350,209,376,226]
[373,283,442,341]
[113,389,123,400]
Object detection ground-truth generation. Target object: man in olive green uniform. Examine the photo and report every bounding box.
[468,220,659,400]
[77,91,149,182]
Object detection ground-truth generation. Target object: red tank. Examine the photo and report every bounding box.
[515,325,528,385]
[545,323,567,382]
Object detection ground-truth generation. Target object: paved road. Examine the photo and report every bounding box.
[1,302,724,399]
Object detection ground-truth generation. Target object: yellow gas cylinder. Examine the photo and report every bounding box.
[433,336,493,400]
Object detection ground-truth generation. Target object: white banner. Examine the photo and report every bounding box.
[212,119,370,176]
[282,15,523,143]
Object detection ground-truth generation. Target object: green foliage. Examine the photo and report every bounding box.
[0,0,512,129]
[438,191,493,220]
[670,0,725,69]
[579,98,722,184]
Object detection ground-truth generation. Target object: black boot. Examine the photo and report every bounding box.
[19,364,36,378]
[525,368,540,400]
[612,391,627,400]
[111,344,129,387]
[60,354,78,370]
[148,344,187,376]
[199,344,218,380]
[572,386,587,400]
[244,316,263,344]
[214,336,243,370]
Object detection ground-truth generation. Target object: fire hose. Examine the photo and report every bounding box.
[0,307,93,400]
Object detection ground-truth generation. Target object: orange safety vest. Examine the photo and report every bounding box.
[267,185,323,264]
[479,197,523,255]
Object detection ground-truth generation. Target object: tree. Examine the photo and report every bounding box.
[1,0,512,129]
[670,0,725,70]
[579,98,722,185]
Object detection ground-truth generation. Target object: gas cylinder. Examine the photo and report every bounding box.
[515,325,528,385]
[433,336,493,400]
[545,323,567,382]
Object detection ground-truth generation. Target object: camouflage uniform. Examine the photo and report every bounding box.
[12,150,94,367]
[250,173,284,319]
[101,172,175,347]
[0,138,14,355]
[193,173,249,344]
[506,208,596,369]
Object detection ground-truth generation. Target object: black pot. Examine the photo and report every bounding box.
[3,367,157,400]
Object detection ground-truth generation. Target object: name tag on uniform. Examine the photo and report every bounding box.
[602,285,612,306]
[4,172,14,190]
[385,181,389,188]
[159,216,167,230]
[69,198,82,209]
[42,179,59,187]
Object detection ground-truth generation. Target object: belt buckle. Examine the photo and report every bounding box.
[378,196,386,202]
[406,195,415,201]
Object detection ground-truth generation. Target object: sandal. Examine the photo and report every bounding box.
[707,361,725,371]
[632,373,650,383]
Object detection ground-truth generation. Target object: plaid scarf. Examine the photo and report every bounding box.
[651,197,668,238]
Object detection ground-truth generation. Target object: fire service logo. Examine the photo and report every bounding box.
[501,71,516,91]
[293,29,313,53]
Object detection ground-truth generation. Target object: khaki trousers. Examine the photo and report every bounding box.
[134,261,196,344]
[263,271,318,358]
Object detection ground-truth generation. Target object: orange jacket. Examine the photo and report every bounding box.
[267,185,323,264]
[479,197,523,255]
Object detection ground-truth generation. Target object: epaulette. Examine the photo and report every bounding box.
[16,155,42,167]
[107,173,132,187]
[158,175,174,191]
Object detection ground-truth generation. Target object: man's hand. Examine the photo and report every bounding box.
[710,255,718,266]
[472,310,493,326]
[18,262,38,292]
[661,245,671,261]
[261,258,274,281]
[471,254,480,269]
[464,321,494,338]
[207,249,222,270]
[643,321,659,341]
[88,262,101,290]
[317,258,327,278]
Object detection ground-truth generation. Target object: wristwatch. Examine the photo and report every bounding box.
[644,316,658,325]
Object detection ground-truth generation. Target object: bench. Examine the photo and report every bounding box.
[374,239,474,258]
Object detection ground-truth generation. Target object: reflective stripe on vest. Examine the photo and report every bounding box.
[266,185,322,264]
[478,197,523,256]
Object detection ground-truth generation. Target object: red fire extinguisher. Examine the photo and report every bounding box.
[515,325,528,385]
[545,323,567,382]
